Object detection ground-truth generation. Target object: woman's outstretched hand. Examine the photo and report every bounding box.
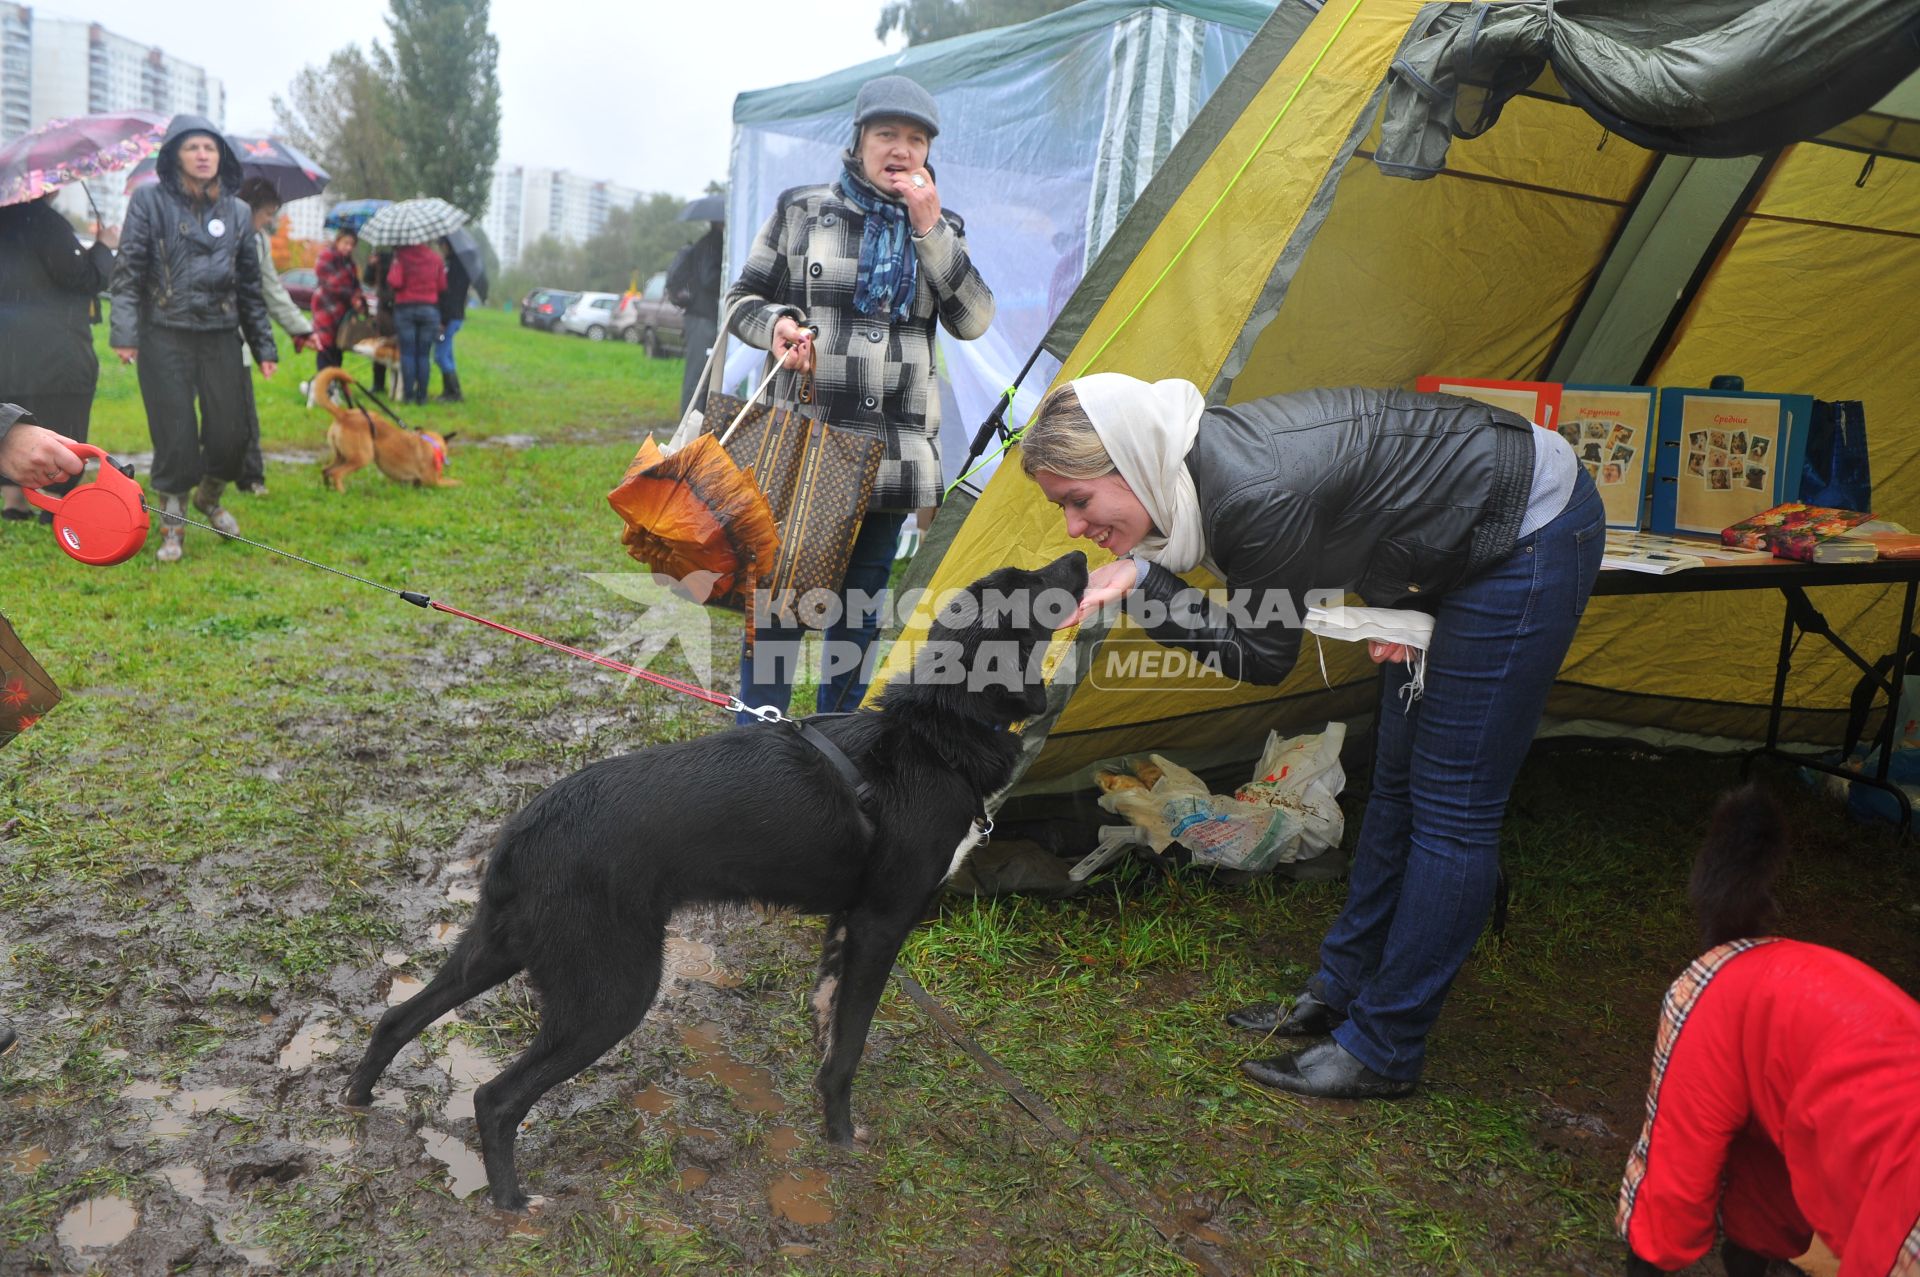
[1068,559,1140,627]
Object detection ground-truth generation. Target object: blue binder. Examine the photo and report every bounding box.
[1651,388,1814,536]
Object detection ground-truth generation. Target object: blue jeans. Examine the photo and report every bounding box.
[432,317,463,377]
[395,303,439,403]
[1313,476,1605,1081]
[737,511,908,723]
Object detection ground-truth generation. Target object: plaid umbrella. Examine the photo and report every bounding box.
[361,197,468,247]
[323,198,391,234]
[123,135,331,202]
[0,111,169,207]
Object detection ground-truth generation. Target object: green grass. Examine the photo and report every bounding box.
[2,311,1916,1273]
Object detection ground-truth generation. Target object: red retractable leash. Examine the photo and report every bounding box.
[24,444,151,566]
[28,450,765,719]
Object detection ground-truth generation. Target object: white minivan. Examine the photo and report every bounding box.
[558,291,621,340]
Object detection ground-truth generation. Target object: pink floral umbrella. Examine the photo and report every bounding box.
[0,110,170,208]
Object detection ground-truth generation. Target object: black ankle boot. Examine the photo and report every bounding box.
[1226,989,1343,1036]
[436,371,463,403]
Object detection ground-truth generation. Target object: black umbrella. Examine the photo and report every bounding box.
[446,226,489,303]
[678,194,724,223]
[123,135,331,202]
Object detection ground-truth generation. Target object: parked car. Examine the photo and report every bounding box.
[558,291,622,340]
[281,266,317,312]
[519,288,580,332]
[613,272,686,358]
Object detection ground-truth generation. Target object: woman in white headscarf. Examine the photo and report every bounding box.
[1021,374,1603,1100]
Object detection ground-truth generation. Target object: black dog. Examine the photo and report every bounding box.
[344,551,1089,1210]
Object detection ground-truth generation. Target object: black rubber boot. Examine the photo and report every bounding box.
[436,371,463,403]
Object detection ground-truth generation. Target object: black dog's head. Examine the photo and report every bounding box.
[895,550,1089,726]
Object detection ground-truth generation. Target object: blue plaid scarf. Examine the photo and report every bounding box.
[837,156,918,325]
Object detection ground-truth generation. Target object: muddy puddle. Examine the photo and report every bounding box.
[677,1022,785,1116]
[56,1195,139,1252]
[767,1169,834,1225]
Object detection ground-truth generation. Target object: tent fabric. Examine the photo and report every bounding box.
[1376,0,1920,178]
[726,0,1272,493]
[1048,0,1326,360]
[875,0,1920,796]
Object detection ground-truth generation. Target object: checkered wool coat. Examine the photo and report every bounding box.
[725,171,994,512]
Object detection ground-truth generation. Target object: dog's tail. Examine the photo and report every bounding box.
[308,367,359,423]
[1689,782,1789,949]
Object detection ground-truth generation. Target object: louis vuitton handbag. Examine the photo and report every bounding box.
[676,313,884,629]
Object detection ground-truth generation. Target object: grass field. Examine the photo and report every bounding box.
[1,309,1915,1274]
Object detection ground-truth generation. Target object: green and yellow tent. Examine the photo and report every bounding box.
[882,0,1920,797]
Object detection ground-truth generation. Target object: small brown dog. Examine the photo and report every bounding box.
[309,367,459,492]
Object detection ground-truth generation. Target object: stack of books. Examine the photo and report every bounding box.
[1721,503,1916,564]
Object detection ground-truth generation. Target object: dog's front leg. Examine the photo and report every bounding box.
[814,908,914,1146]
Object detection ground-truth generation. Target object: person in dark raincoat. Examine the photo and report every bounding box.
[108,114,277,562]
[0,193,116,520]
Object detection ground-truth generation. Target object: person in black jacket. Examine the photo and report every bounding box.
[108,114,276,562]
[666,218,722,415]
[0,193,117,520]
[433,241,468,403]
[1023,374,1604,1100]
[362,251,395,397]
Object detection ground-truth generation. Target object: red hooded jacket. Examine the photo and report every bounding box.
[387,243,446,307]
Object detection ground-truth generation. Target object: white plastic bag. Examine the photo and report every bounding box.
[1236,721,1348,858]
[1096,754,1304,873]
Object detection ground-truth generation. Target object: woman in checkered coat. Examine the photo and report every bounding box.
[725,75,994,720]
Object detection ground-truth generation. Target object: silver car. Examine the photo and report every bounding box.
[558,291,622,340]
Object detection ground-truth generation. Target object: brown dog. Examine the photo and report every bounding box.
[309,367,459,492]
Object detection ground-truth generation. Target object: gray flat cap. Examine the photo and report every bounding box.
[853,75,939,139]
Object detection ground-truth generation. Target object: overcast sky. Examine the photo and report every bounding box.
[40,1,903,198]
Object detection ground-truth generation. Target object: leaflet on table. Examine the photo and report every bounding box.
[1602,530,1774,574]
[1650,388,1814,535]
[1558,384,1657,530]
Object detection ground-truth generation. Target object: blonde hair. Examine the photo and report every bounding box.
[1020,384,1115,480]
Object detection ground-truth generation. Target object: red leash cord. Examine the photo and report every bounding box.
[423,599,732,708]
[125,502,761,717]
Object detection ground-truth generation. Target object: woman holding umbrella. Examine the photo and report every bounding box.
[235,176,317,496]
[0,192,117,521]
[361,199,465,407]
[432,232,478,403]
[109,115,276,562]
[0,110,160,520]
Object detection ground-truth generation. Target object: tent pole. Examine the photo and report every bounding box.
[953,338,1049,492]
[1632,149,1785,385]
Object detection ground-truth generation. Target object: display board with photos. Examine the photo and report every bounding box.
[1558,384,1658,529]
[1414,376,1563,431]
[1650,388,1813,536]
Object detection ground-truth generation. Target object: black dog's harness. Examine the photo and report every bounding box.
[754,709,992,850]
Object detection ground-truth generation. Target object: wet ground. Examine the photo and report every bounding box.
[5,579,1916,1274]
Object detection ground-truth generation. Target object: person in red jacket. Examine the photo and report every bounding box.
[386,240,446,406]
[309,228,364,376]
[1618,786,1920,1277]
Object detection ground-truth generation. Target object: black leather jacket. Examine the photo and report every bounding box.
[1135,387,1534,685]
[107,115,276,363]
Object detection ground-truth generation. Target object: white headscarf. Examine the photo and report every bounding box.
[1071,372,1216,576]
